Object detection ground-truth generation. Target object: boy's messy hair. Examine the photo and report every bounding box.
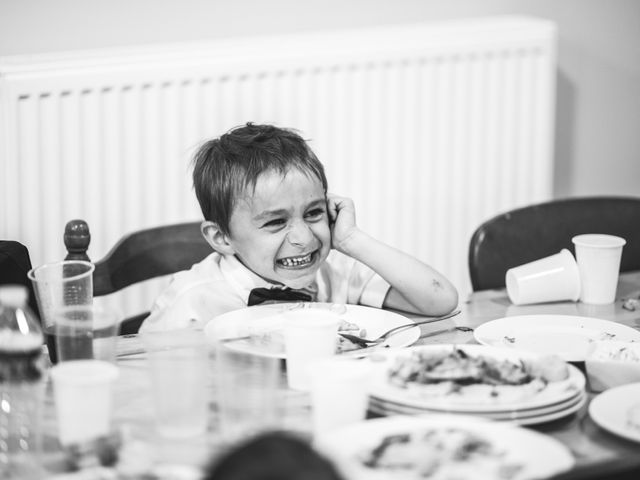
[193,123,328,236]
[204,430,344,480]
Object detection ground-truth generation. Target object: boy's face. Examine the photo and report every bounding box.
[225,168,331,289]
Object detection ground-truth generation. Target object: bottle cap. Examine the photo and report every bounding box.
[0,284,29,307]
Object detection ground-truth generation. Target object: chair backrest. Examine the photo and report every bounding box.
[64,219,212,334]
[0,240,41,320]
[468,196,640,291]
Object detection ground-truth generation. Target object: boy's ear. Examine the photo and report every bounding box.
[201,221,235,255]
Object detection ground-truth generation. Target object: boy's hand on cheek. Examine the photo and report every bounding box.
[327,193,359,253]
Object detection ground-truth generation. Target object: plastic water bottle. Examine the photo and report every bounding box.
[0,285,46,479]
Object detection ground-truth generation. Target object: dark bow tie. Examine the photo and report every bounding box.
[247,287,313,306]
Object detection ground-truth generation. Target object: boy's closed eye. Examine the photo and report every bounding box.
[262,218,287,229]
[260,208,325,229]
[304,207,326,221]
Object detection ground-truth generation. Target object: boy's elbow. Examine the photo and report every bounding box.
[427,284,459,316]
[385,282,459,316]
[443,288,459,314]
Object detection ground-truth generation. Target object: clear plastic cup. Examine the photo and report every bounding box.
[28,260,95,363]
[52,305,120,363]
[214,345,280,442]
[140,328,210,438]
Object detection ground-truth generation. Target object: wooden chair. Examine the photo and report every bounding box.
[468,196,640,291]
[0,240,41,320]
[64,219,212,334]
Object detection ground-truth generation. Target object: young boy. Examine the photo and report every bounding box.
[140,123,458,332]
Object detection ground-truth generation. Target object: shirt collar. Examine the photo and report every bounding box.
[219,254,318,302]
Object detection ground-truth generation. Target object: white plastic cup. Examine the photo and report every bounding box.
[309,358,371,436]
[572,234,626,305]
[50,360,119,446]
[140,328,209,438]
[283,310,340,391]
[505,249,581,305]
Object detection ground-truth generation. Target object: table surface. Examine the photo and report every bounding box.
[43,271,640,479]
[419,271,640,479]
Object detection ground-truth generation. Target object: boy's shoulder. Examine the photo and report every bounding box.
[144,252,247,331]
[163,251,266,298]
[169,251,225,285]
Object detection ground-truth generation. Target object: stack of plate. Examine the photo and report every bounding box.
[367,344,587,426]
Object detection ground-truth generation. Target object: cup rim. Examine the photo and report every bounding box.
[50,359,119,384]
[27,260,95,282]
[571,234,626,249]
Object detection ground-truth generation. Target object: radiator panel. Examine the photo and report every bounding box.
[0,17,556,316]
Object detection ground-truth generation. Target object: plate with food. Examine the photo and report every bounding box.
[589,382,640,443]
[204,302,420,358]
[473,315,640,362]
[314,415,574,480]
[368,344,585,413]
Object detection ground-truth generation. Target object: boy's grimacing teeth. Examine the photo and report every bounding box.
[277,252,315,268]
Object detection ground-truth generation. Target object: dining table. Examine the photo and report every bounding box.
[41,271,640,479]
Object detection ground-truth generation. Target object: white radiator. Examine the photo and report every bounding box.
[0,16,557,317]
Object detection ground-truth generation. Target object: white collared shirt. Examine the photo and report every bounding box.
[139,250,390,332]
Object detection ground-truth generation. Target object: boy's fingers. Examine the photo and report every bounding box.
[326,193,355,223]
[326,194,342,218]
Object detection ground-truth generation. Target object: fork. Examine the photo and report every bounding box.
[338,309,462,347]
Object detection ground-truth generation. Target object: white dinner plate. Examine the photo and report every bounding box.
[314,415,575,480]
[369,388,584,417]
[589,382,640,443]
[368,344,585,413]
[368,391,587,426]
[204,302,419,358]
[371,383,584,414]
[474,315,640,362]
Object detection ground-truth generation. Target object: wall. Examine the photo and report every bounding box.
[1,0,639,200]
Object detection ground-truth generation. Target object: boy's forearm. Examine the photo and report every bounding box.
[338,229,459,315]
